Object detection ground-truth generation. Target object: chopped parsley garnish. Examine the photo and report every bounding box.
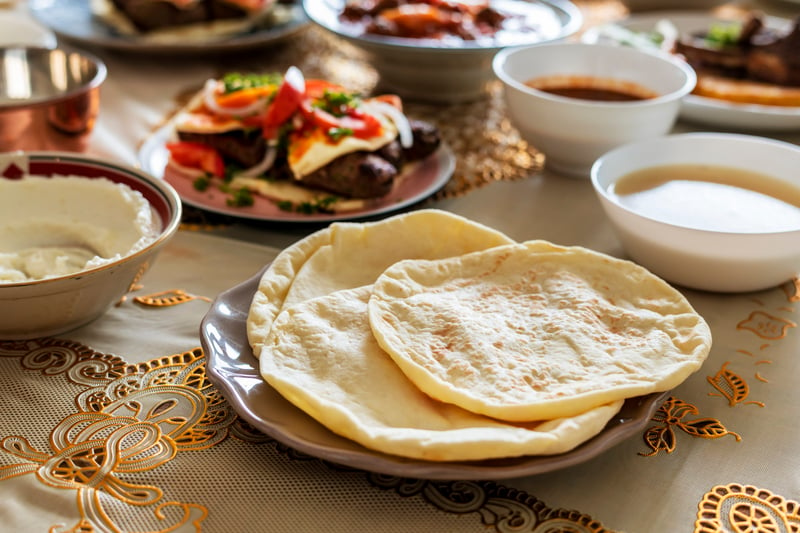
[224,163,244,183]
[314,89,360,116]
[276,200,294,212]
[704,23,741,47]
[193,174,211,191]
[328,127,354,141]
[226,188,254,207]
[276,196,339,214]
[222,72,281,94]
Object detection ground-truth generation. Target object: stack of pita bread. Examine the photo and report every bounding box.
[247,210,712,462]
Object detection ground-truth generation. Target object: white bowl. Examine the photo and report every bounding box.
[591,133,800,293]
[303,0,581,103]
[619,0,727,11]
[493,42,696,178]
[0,152,182,339]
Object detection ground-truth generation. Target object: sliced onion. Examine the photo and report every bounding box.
[238,144,277,177]
[654,19,678,52]
[202,78,269,117]
[283,65,306,95]
[364,100,414,149]
[166,158,208,179]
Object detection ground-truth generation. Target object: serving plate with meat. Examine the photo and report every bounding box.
[304,0,581,102]
[583,12,800,131]
[29,0,308,53]
[138,68,455,222]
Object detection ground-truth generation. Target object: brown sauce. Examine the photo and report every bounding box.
[539,87,647,101]
[525,75,659,102]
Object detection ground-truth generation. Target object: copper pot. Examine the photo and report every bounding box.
[0,46,106,152]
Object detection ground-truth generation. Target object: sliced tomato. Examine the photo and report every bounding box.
[341,109,383,139]
[300,102,383,140]
[166,141,225,178]
[372,93,403,111]
[304,79,346,100]
[262,66,306,139]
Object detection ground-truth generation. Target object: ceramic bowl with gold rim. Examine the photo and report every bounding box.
[591,132,800,293]
[0,152,182,339]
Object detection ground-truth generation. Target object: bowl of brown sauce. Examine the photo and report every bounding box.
[304,0,581,103]
[591,132,800,293]
[492,42,696,177]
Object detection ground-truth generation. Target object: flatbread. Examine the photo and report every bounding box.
[247,209,515,357]
[368,241,712,421]
[260,286,624,461]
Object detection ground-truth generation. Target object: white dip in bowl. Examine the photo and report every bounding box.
[0,175,159,282]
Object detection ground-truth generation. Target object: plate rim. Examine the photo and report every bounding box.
[302,0,584,52]
[201,266,669,480]
[138,120,456,224]
[28,0,310,53]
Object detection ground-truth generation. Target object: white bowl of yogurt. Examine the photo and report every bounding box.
[591,133,800,293]
[0,152,182,339]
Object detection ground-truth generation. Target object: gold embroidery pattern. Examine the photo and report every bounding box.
[695,483,800,533]
[643,290,793,455]
[368,478,617,533]
[1,338,128,386]
[133,289,211,307]
[707,362,765,408]
[0,341,250,531]
[781,278,800,302]
[640,397,741,456]
[0,338,622,533]
[736,311,796,340]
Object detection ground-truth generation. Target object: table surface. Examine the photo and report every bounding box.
[1,1,799,532]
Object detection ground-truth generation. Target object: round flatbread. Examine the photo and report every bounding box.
[260,286,624,461]
[247,209,515,357]
[368,241,712,421]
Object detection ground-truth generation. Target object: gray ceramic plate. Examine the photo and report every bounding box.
[202,267,669,480]
[29,0,308,54]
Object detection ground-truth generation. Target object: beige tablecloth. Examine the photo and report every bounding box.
[1,1,799,531]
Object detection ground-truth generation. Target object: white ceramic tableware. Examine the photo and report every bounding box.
[303,0,581,103]
[591,133,800,293]
[618,0,727,11]
[493,42,696,178]
[0,152,182,339]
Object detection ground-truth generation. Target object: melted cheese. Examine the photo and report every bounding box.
[288,116,398,178]
[174,91,399,177]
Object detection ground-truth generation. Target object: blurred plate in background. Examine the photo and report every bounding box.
[29,0,309,54]
[583,12,800,131]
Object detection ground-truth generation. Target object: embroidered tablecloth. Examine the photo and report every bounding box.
[1,231,797,533]
[2,0,799,531]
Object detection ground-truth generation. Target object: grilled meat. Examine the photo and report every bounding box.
[109,0,257,32]
[178,128,267,169]
[299,153,398,198]
[673,13,800,87]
